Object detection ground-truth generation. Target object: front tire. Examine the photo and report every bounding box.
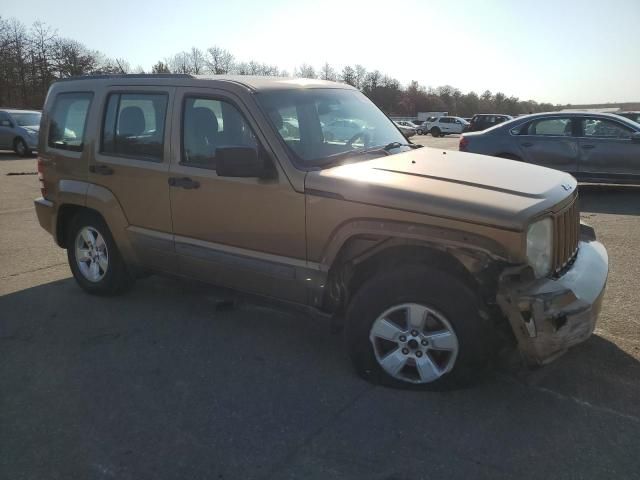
[345,266,489,390]
[14,138,31,157]
[67,211,134,295]
[430,127,441,137]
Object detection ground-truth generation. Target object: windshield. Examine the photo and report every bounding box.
[11,112,41,127]
[256,88,407,167]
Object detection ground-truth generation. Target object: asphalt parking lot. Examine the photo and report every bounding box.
[1,141,639,480]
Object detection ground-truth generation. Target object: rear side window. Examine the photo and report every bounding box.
[101,92,168,161]
[523,118,573,136]
[48,92,93,151]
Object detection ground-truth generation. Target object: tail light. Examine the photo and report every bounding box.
[37,157,47,197]
[459,136,469,151]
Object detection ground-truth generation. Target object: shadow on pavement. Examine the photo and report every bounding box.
[579,183,640,215]
[1,275,639,478]
[0,150,31,161]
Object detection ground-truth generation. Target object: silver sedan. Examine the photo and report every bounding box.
[459,112,640,184]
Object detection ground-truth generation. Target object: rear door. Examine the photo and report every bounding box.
[577,116,640,181]
[513,116,579,173]
[91,86,176,272]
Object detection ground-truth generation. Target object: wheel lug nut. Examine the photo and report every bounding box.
[399,335,406,342]
[411,330,419,337]
[415,351,423,357]
[402,348,409,355]
[421,339,428,346]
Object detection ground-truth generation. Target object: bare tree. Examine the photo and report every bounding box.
[295,63,316,79]
[205,46,234,74]
[320,62,336,81]
[52,38,98,77]
[151,61,171,74]
[167,51,192,74]
[234,61,250,75]
[354,64,367,90]
[339,65,356,86]
[189,47,206,74]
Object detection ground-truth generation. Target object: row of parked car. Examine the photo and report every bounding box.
[395,114,514,137]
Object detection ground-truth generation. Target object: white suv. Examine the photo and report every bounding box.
[425,116,469,137]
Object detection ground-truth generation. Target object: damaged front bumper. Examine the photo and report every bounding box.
[497,224,608,365]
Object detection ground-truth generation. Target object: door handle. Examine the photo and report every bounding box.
[521,142,533,147]
[582,144,595,149]
[89,164,114,175]
[168,177,200,189]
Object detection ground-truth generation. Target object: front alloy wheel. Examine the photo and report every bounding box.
[369,303,458,384]
[345,266,490,389]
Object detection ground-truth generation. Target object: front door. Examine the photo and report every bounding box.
[168,87,307,303]
[515,116,579,173]
[439,118,452,133]
[577,117,640,181]
[90,86,176,272]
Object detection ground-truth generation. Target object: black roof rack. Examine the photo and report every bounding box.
[54,74,193,82]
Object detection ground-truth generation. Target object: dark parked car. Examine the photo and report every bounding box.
[615,111,640,124]
[460,112,640,183]
[465,114,512,132]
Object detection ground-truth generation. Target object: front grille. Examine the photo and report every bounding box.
[552,195,580,273]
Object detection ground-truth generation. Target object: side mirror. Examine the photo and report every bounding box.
[632,132,640,143]
[216,146,271,178]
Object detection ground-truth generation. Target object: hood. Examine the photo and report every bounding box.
[305,147,576,230]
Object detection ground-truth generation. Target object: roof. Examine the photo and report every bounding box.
[0,108,41,114]
[53,74,354,92]
[518,111,634,120]
[560,107,621,113]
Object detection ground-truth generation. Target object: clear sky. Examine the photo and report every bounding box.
[3,0,639,105]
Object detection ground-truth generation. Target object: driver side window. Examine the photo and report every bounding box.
[182,97,258,169]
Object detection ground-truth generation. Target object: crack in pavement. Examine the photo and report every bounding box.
[498,374,640,424]
[1,262,67,280]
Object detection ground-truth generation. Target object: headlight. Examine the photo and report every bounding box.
[526,217,553,277]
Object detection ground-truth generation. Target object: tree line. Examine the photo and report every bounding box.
[1,16,558,116]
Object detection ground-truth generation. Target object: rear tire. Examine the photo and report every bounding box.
[430,127,441,137]
[67,211,134,295]
[14,138,31,157]
[345,266,490,390]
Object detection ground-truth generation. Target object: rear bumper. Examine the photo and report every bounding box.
[34,197,56,237]
[497,225,608,364]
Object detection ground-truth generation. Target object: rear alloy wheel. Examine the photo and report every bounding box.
[67,211,134,295]
[75,226,109,283]
[14,138,30,157]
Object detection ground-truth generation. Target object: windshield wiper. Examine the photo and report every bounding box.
[383,141,423,151]
[318,141,422,169]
